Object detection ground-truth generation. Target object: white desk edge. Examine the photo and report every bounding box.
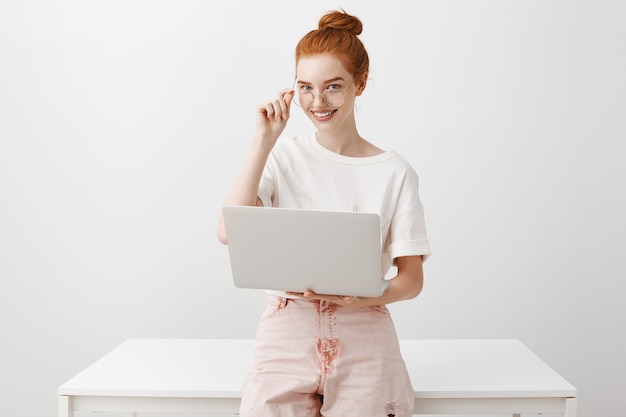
[58,338,577,417]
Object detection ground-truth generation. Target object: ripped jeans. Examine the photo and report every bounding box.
[240,296,415,417]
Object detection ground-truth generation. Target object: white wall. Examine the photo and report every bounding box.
[1,1,624,416]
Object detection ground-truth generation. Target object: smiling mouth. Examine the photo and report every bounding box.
[312,109,337,118]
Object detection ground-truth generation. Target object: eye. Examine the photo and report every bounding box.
[299,84,313,91]
[327,84,341,91]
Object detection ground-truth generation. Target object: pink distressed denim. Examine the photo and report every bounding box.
[240,296,415,417]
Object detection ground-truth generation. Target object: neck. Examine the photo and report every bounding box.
[315,129,384,157]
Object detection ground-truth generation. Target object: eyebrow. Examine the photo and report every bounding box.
[296,76,346,85]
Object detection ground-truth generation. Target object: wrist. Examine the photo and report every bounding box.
[252,133,278,152]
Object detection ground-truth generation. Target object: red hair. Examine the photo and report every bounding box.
[295,10,369,80]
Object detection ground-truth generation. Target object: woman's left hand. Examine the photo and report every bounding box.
[285,256,423,308]
[286,290,361,307]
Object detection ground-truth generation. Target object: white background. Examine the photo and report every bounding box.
[1,1,624,416]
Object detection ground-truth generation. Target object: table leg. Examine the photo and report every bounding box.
[58,396,71,417]
[564,397,577,417]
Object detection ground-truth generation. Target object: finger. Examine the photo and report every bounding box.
[278,87,294,98]
[259,98,282,120]
[286,291,304,297]
[278,96,289,120]
[303,291,348,306]
[281,89,294,119]
[261,102,275,120]
[269,99,286,121]
[271,89,293,120]
[340,295,354,304]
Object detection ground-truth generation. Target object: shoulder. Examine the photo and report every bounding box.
[381,152,420,179]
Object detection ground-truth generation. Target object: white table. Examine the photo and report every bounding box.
[58,338,577,417]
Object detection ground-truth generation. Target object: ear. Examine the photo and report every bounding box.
[355,72,368,96]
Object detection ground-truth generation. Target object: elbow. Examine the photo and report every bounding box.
[398,255,424,300]
[408,281,423,300]
[403,274,424,301]
[412,272,425,299]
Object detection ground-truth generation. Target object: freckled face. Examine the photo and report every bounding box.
[295,54,361,132]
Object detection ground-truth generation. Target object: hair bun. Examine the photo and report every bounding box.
[318,10,363,36]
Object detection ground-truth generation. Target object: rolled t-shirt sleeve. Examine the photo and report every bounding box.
[386,167,432,264]
[387,204,431,263]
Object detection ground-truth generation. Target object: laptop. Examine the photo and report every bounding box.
[222,206,388,297]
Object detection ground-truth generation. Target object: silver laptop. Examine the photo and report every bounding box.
[222,206,388,297]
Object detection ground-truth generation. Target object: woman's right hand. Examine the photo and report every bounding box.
[217,88,295,245]
[255,88,294,147]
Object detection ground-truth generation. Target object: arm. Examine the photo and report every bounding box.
[216,88,294,245]
[377,255,424,303]
[216,140,271,245]
[295,255,424,307]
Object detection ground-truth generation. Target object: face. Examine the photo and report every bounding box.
[294,54,365,133]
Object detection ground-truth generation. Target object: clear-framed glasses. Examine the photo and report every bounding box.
[292,78,355,108]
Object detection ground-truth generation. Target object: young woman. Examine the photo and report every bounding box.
[217,10,431,417]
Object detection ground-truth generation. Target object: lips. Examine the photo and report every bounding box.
[312,109,337,121]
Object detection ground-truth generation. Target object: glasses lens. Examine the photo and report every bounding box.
[323,90,345,107]
[292,91,310,108]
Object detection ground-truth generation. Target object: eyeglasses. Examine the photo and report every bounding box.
[292,78,355,108]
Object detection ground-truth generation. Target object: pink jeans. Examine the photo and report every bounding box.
[240,296,415,417]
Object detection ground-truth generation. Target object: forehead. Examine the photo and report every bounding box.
[296,54,351,83]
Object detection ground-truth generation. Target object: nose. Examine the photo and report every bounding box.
[312,92,326,107]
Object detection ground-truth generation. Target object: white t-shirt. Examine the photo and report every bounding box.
[258,133,431,278]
